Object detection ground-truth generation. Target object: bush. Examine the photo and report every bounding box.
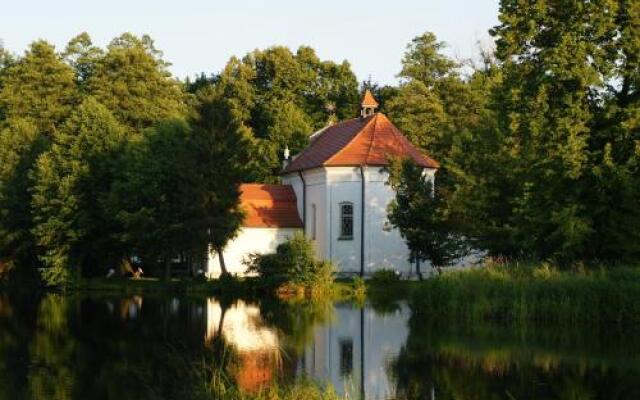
[245,232,334,288]
[371,268,401,284]
[351,276,367,302]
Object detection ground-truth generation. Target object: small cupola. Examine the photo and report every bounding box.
[361,89,379,118]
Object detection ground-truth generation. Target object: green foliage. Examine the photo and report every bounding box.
[31,98,128,285]
[0,120,48,266]
[370,268,401,284]
[245,232,334,288]
[203,46,359,182]
[85,33,188,131]
[462,0,640,262]
[190,86,252,274]
[62,32,103,86]
[411,263,640,325]
[0,40,78,134]
[108,119,206,278]
[387,158,468,268]
[388,11,640,264]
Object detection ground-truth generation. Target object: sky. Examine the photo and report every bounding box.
[1,0,500,85]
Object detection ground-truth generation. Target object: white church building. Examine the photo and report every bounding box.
[207,91,439,277]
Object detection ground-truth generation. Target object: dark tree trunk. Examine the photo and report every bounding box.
[216,246,229,277]
[163,256,172,281]
[217,305,227,340]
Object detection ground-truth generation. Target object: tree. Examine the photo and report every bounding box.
[0,120,48,268]
[399,32,459,88]
[109,119,204,280]
[387,158,468,276]
[86,33,188,132]
[62,32,103,88]
[201,46,359,182]
[387,80,448,152]
[481,0,640,262]
[191,86,251,276]
[31,98,128,286]
[0,40,78,134]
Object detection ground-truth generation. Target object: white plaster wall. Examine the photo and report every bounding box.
[283,169,329,260]
[362,168,414,275]
[324,167,415,275]
[206,228,300,278]
[303,302,411,399]
[326,167,364,274]
[281,174,304,222]
[283,166,438,276]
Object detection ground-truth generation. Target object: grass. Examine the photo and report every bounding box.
[205,379,340,400]
[410,262,640,325]
[77,275,376,302]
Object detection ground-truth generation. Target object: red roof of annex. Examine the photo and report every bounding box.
[283,112,440,173]
[239,184,303,228]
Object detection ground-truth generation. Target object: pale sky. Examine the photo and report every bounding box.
[1,0,500,85]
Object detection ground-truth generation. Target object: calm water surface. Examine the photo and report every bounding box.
[0,292,639,400]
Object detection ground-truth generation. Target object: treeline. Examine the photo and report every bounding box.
[1,0,639,286]
[0,33,360,285]
[385,1,640,267]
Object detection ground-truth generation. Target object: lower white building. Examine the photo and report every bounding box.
[207,184,303,278]
[206,91,440,277]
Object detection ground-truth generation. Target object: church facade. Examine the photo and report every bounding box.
[207,91,439,277]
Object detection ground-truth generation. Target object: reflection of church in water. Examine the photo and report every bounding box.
[204,299,410,399]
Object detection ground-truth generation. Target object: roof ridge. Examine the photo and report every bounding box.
[364,113,381,165]
[284,117,365,172]
[323,114,378,166]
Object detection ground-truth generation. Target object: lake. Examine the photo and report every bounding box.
[0,291,639,399]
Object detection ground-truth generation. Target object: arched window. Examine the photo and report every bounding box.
[339,202,354,240]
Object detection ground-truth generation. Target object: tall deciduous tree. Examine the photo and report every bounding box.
[86,33,188,132]
[62,32,103,88]
[483,0,640,261]
[0,41,78,134]
[204,46,359,182]
[109,119,204,280]
[0,120,48,268]
[31,98,128,286]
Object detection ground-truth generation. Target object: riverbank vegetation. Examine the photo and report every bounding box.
[411,261,640,325]
[245,233,334,297]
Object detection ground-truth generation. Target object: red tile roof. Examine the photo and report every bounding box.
[240,184,303,228]
[283,113,439,173]
[361,90,379,107]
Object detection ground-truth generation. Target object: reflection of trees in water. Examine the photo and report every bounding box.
[28,294,75,400]
[0,292,40,400]
[392,319,640,400]
[259,297,334,355]
[1,293,214,400]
